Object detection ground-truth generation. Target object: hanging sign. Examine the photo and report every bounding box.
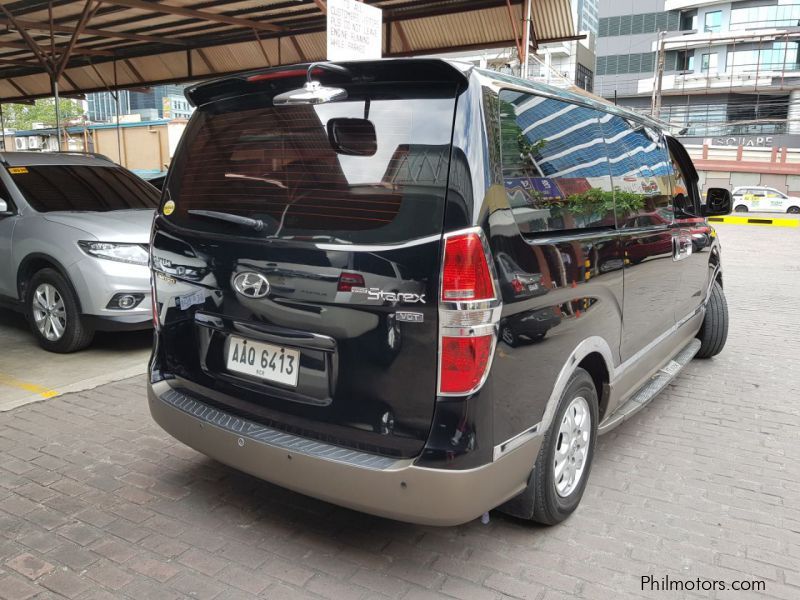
[327,0,382,61]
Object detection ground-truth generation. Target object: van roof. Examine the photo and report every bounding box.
[184,58,665,132]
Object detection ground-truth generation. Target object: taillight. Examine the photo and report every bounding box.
[441,233,495,301]
[511,278,525,294]
[437,229,501,396]
[337,272,365,292]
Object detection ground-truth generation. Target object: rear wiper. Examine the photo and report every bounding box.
[187,210,265,232]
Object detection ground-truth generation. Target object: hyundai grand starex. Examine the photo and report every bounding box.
[147,60,732,526]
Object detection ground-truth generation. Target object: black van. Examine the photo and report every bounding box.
[147,59,731,526]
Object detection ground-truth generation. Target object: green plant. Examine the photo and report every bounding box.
[527,188,646,221]
[517,134,546,167]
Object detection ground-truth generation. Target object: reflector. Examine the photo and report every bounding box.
[440,335,493,394]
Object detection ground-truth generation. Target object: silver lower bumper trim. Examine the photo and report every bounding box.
[148,381,543,526]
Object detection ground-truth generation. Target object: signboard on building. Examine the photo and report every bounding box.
[162,96,172,119]
[712,136,773,148]
[327,0,382,61]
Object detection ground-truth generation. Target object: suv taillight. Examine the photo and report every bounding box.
[337,272,365,292]
[438,230,501,396]
[441,234,495,301]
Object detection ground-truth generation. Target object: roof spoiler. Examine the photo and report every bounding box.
[184,58,471,108]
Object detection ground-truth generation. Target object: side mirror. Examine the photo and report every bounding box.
[0,198,12,216]
[702,188,732,217]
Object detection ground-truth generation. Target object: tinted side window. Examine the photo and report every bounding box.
[498,90,616,234]
[600,115,673,228]
[9,165,159,212]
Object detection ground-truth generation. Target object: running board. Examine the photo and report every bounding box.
[598,338,701,435]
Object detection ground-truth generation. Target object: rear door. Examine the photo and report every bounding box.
[600,115,681,362]
[152,70,461,458]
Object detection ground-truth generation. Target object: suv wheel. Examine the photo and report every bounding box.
[499,367,598,525]
[787,206,800,214]
[500,324,518,347]
[26,268,94,353]
[695,280,728,358]
[734,205,748,213]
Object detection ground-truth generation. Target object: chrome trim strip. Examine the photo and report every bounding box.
[313,233,442,252]
[493,423,540,461]
[612,306,702,380]
[157,388,404,471]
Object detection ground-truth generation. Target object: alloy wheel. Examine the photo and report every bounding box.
[553,395,591,497]
[32,283,67,341]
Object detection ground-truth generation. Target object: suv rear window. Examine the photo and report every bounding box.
[164,92,457,245]
[9,165,159,212]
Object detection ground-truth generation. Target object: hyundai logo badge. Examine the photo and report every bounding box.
[233,272,270,299]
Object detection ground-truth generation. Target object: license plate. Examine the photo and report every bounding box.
[226,336,299,387]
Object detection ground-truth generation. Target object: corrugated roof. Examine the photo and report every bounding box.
[0,0,577,102]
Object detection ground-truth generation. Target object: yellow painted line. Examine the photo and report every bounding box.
[0,373,58,399]
[708,216,799,227]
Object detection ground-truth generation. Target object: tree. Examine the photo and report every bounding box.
[1,98,85,131]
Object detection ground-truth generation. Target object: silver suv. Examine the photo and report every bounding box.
[0,152,158,352]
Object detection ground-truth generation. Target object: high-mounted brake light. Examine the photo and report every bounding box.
[437,229,501,396]
[441,233,496,301]
[246,68,323,82]
[337,272,365,292]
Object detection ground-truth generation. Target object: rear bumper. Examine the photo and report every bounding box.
[148,380,542,526]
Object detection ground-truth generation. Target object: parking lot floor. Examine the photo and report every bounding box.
[0,311,151,412]
[0,222,798,599]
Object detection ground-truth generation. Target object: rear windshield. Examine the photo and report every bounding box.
[164,90,457,244]
[9,164,159,212]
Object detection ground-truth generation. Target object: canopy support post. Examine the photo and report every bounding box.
[0,103,6,152]
[114,58,122,166]
[521,0,531,79]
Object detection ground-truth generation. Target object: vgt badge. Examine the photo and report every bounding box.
[233,272,270,299]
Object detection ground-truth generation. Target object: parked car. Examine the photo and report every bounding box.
[731,186,800,213]
[0,152,158,352]
[147,59,731,526]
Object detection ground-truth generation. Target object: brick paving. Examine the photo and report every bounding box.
[1,223,799,600]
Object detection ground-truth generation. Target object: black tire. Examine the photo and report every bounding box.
[500,324,518,347]
[734,205,748,213]
[695,280,728,359]
[787,206,800,214]
[499,367,598,525]
[26,268,94,353]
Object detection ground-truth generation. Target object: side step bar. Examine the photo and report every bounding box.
[598,338,701,435]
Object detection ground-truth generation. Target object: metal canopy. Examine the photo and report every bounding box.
[0,0,578,102]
